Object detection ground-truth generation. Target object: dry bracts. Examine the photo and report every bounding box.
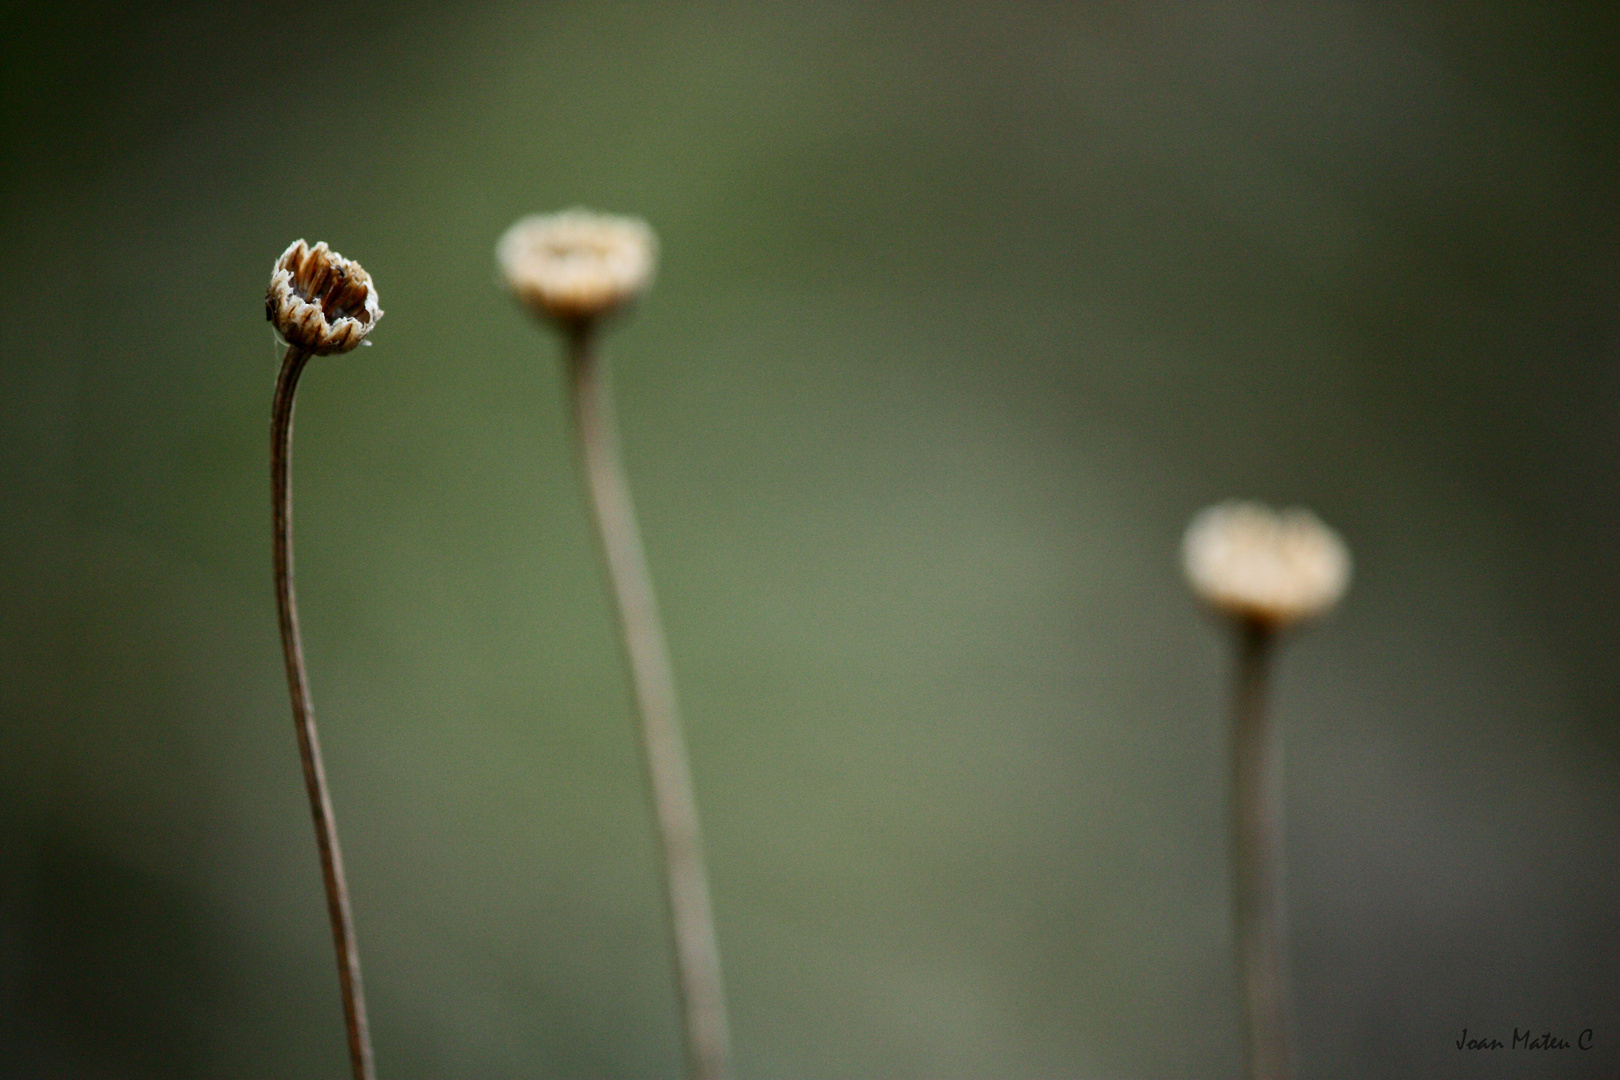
[267,240,383,355]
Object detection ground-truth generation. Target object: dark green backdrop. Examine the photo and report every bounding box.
[3,2,1617,1077]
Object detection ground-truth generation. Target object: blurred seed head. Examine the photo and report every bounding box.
[496,209,656,330]
[1182,500,1351,629]
[266,240,383,355]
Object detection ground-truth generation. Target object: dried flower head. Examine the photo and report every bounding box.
[1182,501,1351,628]
[266,240,383,355]
[496,209,657,328]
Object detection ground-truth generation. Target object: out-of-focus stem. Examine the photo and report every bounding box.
[1230,618,1292,1080]
[563,325,731,1080]
[271,344,376,1080]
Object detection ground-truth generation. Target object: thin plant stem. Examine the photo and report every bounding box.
[563,325,732,1080]
[1229,618,1292,1080]
[271,344,376,1080]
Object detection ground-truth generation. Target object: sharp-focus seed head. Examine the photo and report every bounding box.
[1182,500,1351,629]
[496,209,657,331]
[266,240,383,355]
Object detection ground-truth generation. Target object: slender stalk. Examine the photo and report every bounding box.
[271,344,376,1080]
[1229,619,1292,1080]
[563,326,732,1080]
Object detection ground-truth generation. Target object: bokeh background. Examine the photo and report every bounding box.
[3,2,1618,1077]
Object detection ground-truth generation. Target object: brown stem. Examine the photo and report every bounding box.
[1229,618,1292,1080]
[271,344,376,1080]
[564,326,732,1080]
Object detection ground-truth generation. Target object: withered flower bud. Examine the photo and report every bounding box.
[266,240,383,355]
[496,209,656,329]
[1182,500,1351,629]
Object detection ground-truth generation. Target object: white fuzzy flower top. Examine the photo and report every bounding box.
[497,209,657,327]
[1182,501,1351,627]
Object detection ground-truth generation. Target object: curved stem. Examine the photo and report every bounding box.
[271,345,376,1080]
[1229,619,1292,1080]
[564,327,732,1080]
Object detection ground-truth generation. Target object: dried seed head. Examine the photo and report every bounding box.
[496,209,656,329]
[1182,501,1351,629]
[266,240,383,355]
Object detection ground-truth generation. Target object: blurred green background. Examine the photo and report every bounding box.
[3,2,1618,1077]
